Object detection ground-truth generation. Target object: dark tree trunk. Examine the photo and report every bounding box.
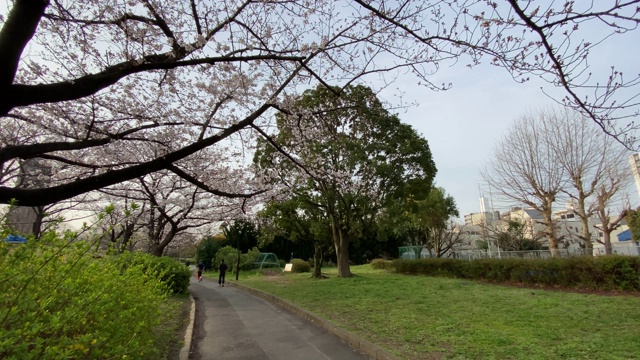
[312,242,323,279]
[543,207,559,257]
[149,229,176,256]
[603,231,613,255]
[148,243,163,257]
[118,222,135,253]
[576,197,594,256]
[32,206,45,239]
[332,223,351,277]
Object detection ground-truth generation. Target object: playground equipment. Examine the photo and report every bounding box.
[398,246,424,259]
[254,252,281,269]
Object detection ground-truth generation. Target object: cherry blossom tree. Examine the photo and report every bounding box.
[254,85,436,277]
[82,139,264,255]
[1,0,639,208]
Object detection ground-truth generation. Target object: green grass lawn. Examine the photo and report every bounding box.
[158,294,191,360]
[237,265,640,360]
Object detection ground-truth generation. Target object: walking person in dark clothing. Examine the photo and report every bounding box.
[197,261,205,282]
[218,260,228,287]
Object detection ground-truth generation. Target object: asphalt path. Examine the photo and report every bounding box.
[188,277,370,360]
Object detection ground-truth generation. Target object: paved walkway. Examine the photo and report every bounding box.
[188,277,370,360]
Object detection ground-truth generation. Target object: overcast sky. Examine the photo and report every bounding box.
[379,30,640,218]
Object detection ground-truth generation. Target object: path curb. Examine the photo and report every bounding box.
[179,294,196,360]
[227,281,401,360]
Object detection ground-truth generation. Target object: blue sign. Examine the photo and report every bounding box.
[617,229,632,242]
[2,235,27,244]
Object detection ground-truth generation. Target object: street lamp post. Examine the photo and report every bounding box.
[221,219,244,281]
[236,229,241,281]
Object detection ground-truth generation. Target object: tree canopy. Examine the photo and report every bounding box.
[382,186,460,257]
[1,1,639,207]
[254,85,436,276]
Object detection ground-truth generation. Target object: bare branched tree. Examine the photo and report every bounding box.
[482,112,566,255]
[478,219,546,253]
[426,222,467,258]
[593,179,633,254]
[550,108,632,255]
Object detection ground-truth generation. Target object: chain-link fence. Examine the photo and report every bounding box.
[592,246,640,256]
[456,246,640,260]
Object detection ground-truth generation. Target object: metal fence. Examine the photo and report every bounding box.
[455,246,640,260]
[593,246,640,256]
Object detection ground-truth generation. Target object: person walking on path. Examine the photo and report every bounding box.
[197,261,205,282]
[218,260,228,287]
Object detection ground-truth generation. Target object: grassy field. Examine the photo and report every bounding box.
[160,294,192,360]
[236,265,640,360]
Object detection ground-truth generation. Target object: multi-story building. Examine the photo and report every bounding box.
[464,211,501,226]
[629,153,640,199]
[461,204,598,254]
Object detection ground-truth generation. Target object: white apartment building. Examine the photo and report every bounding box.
[464,211,501,226]
[461,204,600,254]
[629,153,640,199]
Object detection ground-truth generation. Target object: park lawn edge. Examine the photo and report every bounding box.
[236,265,640,360]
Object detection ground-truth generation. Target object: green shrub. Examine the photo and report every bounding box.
[370,258,394,270]
[240,247,261,270]
[291,258,311,273]
[112,251,191,294]
[214,246,261,272]
[0,231,170,359]
[392,256,640,291]
[214,245,240,272]
[278,259,286,268]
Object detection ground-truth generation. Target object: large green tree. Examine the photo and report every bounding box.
[382,186,460,257]
[220,219,258,277]
[221,220,258,253]
[195,234,227,270]
[254,85,436,277]
[626,207,640,241]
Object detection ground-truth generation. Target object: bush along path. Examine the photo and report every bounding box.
[0,229,191,359]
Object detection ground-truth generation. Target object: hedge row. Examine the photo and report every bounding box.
[370,258,394,270]
[113,251,191,294]
[392,256,640,291]
[0,231,174,359]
